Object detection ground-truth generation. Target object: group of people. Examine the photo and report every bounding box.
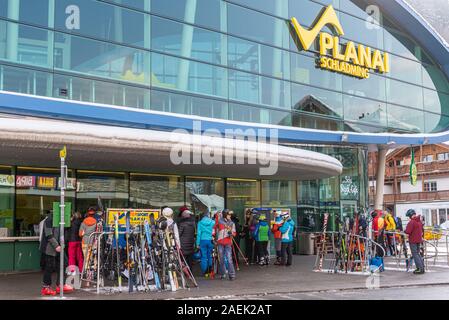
[39,206,103,296]
[371,208,425,275]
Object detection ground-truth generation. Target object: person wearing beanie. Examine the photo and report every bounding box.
[178,210,196,269]
[159,207,181,248]
[79,207,98,260]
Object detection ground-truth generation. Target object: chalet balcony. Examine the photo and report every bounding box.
[385,160,449,178]
[384,191,449,203]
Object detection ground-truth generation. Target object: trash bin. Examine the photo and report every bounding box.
[298,232,314,255]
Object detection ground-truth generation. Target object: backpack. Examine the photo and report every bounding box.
[369,256,384,272]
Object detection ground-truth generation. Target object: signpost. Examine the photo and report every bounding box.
[59,146,67,298]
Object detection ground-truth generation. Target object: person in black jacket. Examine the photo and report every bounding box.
[67,211,84,273]
[178,209,196,270]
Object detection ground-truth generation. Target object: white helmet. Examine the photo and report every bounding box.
[162,207,174,218]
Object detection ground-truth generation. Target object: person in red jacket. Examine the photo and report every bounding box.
[371,210,385,256]
[405,209,425,274]
[216,209,237,280]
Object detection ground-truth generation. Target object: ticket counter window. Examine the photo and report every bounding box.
[0,166,15,237]
[76,171,129,214]
[15,167,75,237]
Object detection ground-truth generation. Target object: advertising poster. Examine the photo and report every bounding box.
[107,208,161,226]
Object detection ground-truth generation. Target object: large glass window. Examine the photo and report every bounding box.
[226,178,261,223]
[55,0,150,49]
[0,166,14,237]
[288,0,327,28]
[129,174,184,212]
[229,0,289,18]
[228,36,290,79]
[387,54,422,85]
[150,89,228,119]
[423,88,447,115]
[15,167,75,237]
[261,180,296,207]
[384,27,419,61]
[0,64,52,97]
[229,103,291,126]
[342,73,385,101]
[151,52,227,98]
[0,0,50,27]
[0,20,53,68]
[76,171,129,213]
[423,64,449,94]
[54,33,150,85]
[229,70,290,109]
[293,112,343,131]
[297,179,320,232]
[386,79,423,110]
[53,73,150,109]
[340,12,383,50]
[151,0,224,31]
[291,83,343,118]
[104,0,148,11]
[424,112,449,133]
[291,52,342,91]
[343,95,387,127]
[387,104,424,133]
[227,3,289,49]
[185,177,225,215]
[152,16,225,65]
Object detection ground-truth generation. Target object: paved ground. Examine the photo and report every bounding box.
[1,255,449,300]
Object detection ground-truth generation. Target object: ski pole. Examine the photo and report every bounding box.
[231,242,240,271]
[232,236,249,266]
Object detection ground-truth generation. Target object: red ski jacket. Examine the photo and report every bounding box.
[405,216,423,244]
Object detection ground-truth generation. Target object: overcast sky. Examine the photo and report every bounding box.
[405,0,449,44]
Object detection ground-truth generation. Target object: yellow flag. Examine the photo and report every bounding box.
[59,146,67,158]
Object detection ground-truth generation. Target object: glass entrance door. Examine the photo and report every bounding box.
[340,200,358,221]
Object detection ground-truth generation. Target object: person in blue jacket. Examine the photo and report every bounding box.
[196,211,216,277]
[279,212,295,266]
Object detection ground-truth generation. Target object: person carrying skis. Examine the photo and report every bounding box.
[279,212,295,266]
[177,209,196,270]
[216,209,237,280]
[196,211,216,277]
[39,210,74,296]
[271,210,283,265]
[405,209,425,274]
[253,214,272,266]
[67,211,83,273]
[79,207,98,259]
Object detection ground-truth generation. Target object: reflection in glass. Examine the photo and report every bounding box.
[387,104,424,133]
[386,79,423,110]
[229,103,291,126]
[130,174,184,211]
[344,95,387,127]
[186,177,224,215]
[342,73,385,101]
[1,64,52,97]
[424,112,449,133]
[387,53,422,85]
[292,112,343,131]
[291,83,343,117]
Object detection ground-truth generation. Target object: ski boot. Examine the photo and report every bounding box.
[264,256,270,266]
[41,286,56,296]
[56,284,74,294]
[258,257,265,266]
[413,268,425,275]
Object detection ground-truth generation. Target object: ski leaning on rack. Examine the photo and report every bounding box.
[317,213,329,271]
[144,220,161,290]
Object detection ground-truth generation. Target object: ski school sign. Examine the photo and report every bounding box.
[107,208,160,226]
[290,5,389,79]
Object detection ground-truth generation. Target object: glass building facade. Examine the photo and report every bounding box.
[1,0,449,236]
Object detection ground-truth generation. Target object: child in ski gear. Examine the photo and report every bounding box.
[279,213,295,266]
[405,209,425,274]
[178,209,196,269]
[67,211,84,273]
[271,211,283,265]
[196,211,215,276]
[79,207,98,259]
[39,211,73,295]
[216,209,237,280]
[253,214,272,266]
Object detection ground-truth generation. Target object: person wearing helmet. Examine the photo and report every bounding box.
[253,214,271,266]
[271,211,283,265]
[279,212,295,266]
[158,207,181,249]
[216,209,237,280]
[405,209,425,274]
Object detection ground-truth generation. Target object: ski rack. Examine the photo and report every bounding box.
[314,231,385,274]
[80,228,198,295]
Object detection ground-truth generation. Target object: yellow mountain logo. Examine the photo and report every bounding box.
[290,5,344,51]
[290,5,389,79]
